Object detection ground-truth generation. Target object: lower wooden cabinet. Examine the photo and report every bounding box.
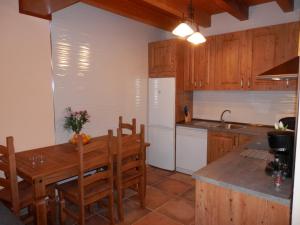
[207,131,239,163]
[196,181,290,225]
[207,131,254,163]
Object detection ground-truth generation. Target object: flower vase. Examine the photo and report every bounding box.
[70,132,91,145]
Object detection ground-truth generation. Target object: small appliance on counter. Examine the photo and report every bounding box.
[266,130,295,178]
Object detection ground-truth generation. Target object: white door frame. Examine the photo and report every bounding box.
[291,57,300,225]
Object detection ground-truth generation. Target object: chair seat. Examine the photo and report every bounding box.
[0,180,33,209]
[57,179,111,204]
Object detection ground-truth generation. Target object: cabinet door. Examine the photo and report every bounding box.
[238,134,254,146]
[183,43,195,91]
[194,37,215,90]
[149,40,176,77]
[250,22,299,90]
[207,131,238,163]
[214,32,247,90]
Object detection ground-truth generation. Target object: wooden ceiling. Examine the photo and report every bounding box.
[19,0,294,30]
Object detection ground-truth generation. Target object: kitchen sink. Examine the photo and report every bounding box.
[216,123,245,130]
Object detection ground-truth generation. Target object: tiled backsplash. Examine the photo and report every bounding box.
[193,91,297,125]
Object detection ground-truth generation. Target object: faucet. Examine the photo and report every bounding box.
[220,110,231,124]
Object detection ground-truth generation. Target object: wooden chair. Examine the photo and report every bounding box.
[116,125,146,221]
[0,136,33,223]
[119,116,136,135]
[57,130,115,225]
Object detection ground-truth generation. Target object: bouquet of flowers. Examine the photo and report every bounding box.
[64,107,90,134]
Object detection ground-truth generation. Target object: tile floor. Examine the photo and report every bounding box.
[72,166,195,225]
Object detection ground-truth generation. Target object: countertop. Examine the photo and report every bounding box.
[176,119,274,136]
[193,137,292,206]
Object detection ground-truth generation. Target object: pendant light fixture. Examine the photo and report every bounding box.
[187,26,206,44]
[172,22,194,38]
[172,0,206,45]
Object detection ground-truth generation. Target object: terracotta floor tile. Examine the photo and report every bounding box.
[130,186,173,210]
[154,178,192,196]
[133,212,182,225]
[86,214,111,225]
[158,198,195,225]
[116,199,151,225]
[146,166,175,177]
[169,173,195,186]
[146,172,165,186]
[181,187,195,203]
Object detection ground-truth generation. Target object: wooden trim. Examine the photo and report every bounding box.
[276,0,294,12]
[213,0,249,20]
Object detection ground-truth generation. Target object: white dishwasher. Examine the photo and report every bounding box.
[176,126,207,175]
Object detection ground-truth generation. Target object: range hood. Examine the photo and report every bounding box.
[256,57,299,80]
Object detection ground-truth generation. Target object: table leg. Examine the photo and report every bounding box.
[33,178,47,225]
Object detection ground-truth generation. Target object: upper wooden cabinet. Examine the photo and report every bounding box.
[184,37,215,91]
[150,22,299,91]
[214,31,249,90]
[149,40,177,77]
[148,39,193,122]
[249,22,299,90]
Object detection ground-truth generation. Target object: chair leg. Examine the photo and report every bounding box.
[59,195,66,225]
[117,186,124,221]
[108,193,115,225]
[139,178,145,208]
[47,186,57,225]
[79,205,85,225]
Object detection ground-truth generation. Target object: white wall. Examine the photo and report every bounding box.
[0,0,55,151]
[51,3,168,143]
[193,91,297,125]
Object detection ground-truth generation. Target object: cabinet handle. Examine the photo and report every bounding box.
[286,80,289,88]
[194,81,197,87]
[240,79,244,88]
[247,79,250,88]
[200,80,202,88]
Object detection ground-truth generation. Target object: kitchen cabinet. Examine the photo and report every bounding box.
[196,181,290,225]
[238,133,254,146]
[207,131,239,163]
[148,39,193,122]
[176,126,207,174]
[214,31,249,90]
[149,39,177,77]
[183,37,215,91]
[249,22,299,90]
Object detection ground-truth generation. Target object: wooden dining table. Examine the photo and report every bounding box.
[15,135,149,225]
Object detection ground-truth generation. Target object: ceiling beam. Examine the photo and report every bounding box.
[136,0,211,27]
[213,0,249,21]
[19,0,80,19]
[81,0,181,31]
[275,0,294,12]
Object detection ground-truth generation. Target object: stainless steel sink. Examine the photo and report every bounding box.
[216,123,245,130]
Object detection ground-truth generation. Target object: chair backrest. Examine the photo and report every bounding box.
[0,137,20,214]
[116,124,145,181]
[118,116,136,135]
[76,130,114,206]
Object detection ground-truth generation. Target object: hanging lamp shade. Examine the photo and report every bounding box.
[172,22,194,38]
[187,31,206,45]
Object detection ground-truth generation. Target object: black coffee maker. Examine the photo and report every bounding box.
[266,130,295,177]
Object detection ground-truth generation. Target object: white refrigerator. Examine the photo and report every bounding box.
[148,77,175,171]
